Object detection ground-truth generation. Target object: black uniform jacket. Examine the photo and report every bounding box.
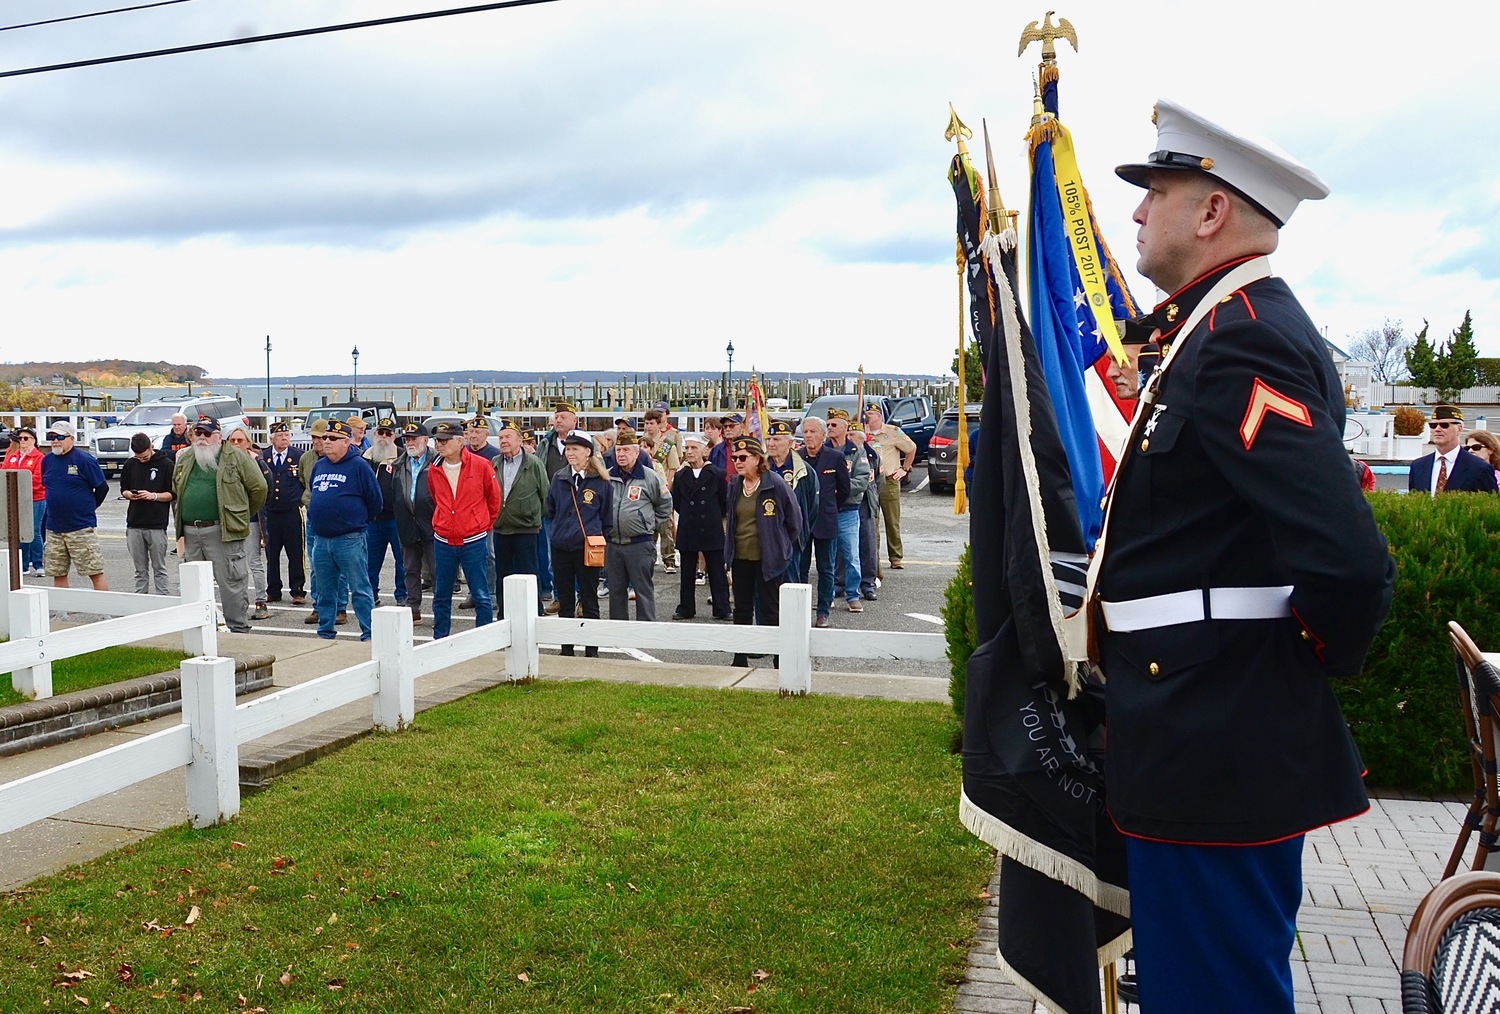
[672,462,728,553]
[799,443,850,541]
[1097,257,1395,846]
[264,447,304,512]
[392,449,437,545]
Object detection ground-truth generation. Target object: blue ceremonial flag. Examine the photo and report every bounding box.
[1026,70,1140,550]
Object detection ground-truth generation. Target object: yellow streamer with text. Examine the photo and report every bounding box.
[1048,120,1127,367]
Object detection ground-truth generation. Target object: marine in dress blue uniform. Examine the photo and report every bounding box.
[1097,99,1396,1014]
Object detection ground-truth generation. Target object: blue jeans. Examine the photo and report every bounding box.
[26,501,44,569]
[307,527,349,608]
[811,536,837,617]
[834,509,861,602]
[366,518,407,601]
[433,535,493,639]
[314,531,374,640]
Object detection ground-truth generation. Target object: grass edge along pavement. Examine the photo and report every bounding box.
[940,492,1500,794]
[0,645,192,708]
[1,679,993,1013]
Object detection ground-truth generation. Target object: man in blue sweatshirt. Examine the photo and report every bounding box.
[308,419,381,641]
[41,421,111,590]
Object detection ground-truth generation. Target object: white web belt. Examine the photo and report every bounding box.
[1100,586,1293,632]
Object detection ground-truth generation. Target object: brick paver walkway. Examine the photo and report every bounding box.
[956,795,1461,1012]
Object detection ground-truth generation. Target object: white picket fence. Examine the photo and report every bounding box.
[2,562,219,700]
[0,575,946,835]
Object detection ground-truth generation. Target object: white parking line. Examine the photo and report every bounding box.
[906,612,944,626]
[619,646,664,663]
[908,475,929,492]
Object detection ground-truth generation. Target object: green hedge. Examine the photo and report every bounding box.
[941,545,974,720]
[942,492,1500,793]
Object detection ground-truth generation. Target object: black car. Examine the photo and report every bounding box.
[925,404,982,494]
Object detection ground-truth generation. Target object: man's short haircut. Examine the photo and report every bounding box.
[171,413,187,423]
[643,408,665,423]
[130,433,152,454]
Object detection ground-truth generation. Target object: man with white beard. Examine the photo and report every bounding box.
[41,421,111,590]
[172,415,267,633]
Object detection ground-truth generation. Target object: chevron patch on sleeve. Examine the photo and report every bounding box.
[1240,377,1312,450]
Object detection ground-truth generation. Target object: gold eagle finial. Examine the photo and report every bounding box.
[945,103,972,155]
[1017,11,1078,63]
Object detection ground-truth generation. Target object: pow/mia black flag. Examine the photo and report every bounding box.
[950,151,1130,1014]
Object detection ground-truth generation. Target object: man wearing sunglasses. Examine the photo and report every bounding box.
[1408,404,1498,494]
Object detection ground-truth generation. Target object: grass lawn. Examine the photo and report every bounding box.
[0,645,191,708]
[0,680,992,1013]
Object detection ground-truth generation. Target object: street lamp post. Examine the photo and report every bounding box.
[725,341,735,410]
[351,345,360,400]
[264,335,272,419]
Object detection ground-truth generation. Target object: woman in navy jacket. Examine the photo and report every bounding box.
[724,436,802,667]
[545,431,613,657]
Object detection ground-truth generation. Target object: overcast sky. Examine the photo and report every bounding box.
[0,0,1493,379]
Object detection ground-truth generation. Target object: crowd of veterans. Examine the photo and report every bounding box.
[10,400,915,656]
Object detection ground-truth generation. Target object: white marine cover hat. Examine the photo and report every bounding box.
[1115,98,1329,226]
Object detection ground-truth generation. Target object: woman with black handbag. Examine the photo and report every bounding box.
[545,431,613,657]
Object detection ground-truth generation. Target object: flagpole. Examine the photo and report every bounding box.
[946,104,976,517]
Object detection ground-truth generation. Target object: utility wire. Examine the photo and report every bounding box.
[0,0,198,35]
[0,0,560,80]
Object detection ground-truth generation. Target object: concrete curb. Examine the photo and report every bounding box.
[0,654,275,757]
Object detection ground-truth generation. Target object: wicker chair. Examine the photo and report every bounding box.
[1402,871,1500,1012]
[1444,622,1500,879]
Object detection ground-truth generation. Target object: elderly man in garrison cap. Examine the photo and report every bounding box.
[1088,100,1396,1013]
[1408,404,1498,494]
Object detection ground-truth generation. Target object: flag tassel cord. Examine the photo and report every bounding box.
[954,265,969,515]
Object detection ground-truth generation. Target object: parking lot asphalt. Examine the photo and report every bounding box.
[34,479,969,678]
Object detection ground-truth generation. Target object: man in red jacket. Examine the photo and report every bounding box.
[426,421,501,639]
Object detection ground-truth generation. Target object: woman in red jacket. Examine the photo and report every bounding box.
[3,427,46,574]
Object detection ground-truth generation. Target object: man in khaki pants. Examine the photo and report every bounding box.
[863,406,915,569]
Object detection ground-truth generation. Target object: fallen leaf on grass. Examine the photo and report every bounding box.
[327,978,346,991]
[73,995,89,1006]
[37,935,51,947]
[184,905,201,927]
[727,1007,754,1013]
[517,973,530,984]
[231,841,247,849]
[279,971,294,987]
[55,966,95,984]
[116,965,134,983]
[627,883,639,894]
[751,970,769,982]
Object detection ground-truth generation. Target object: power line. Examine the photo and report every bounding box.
[0,1,198,35]
[0,0,561,80]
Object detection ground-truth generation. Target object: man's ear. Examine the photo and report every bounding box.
[1196,189,1234,240]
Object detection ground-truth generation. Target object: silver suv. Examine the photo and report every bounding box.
[92,395,248,473]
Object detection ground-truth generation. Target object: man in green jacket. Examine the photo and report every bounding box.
[492,418,549,618]
[173,416,268,633]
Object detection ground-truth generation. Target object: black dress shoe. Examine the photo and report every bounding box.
[671,610,694,620]
[584,647,599,658]
[561,646,575,657]
[862,591,878,601]
[459,597,475,610]
[1116,974,1138,1004]
[732,653,750,667]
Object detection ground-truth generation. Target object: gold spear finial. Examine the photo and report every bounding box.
[982,119,1006,234]
[1030,72,1049,126]
[945,103,972,155]
[1018,11,1078,63]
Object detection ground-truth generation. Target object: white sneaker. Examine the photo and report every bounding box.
[695,572,706,586]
